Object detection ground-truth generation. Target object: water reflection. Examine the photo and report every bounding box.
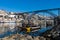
[0,23,21,33]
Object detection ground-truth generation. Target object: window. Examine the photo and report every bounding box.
[0,15,3,17]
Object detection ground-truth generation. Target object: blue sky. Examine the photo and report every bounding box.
[0,0,60,12]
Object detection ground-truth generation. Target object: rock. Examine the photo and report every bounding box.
[26,35,33,40]
[1,34,47,40]
[34,36,40,40]
[39,36,46,40]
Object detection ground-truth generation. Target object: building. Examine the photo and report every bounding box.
[0,10,8,22]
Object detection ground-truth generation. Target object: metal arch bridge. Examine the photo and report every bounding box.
[23,8,60,18]
[0,8,60,38]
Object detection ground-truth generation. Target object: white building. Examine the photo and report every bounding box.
[0,10,8,21]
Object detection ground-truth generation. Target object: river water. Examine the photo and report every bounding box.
[0,23,53,38]
[0,23,22,33]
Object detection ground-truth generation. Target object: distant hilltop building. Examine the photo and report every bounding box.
[0,10,8,16]
[0,10,24,22]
